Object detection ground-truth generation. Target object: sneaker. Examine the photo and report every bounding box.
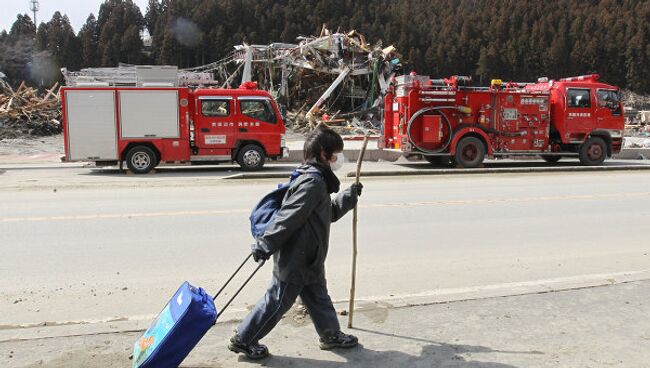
[319,331,359,350]
[228,335,269,360]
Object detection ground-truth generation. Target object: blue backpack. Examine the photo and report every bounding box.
[249,170,322,239]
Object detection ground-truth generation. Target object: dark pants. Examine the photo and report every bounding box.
[236,277,340,344]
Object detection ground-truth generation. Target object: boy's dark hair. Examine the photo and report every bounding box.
[303,124,344,163]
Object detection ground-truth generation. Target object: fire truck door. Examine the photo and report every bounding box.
[195,97,234,149]
[564,88,594,141]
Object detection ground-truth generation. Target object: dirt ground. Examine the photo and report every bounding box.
[0,134,64,158]
[3,280,650,367]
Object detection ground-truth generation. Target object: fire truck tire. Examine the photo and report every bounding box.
[125,146,158,174]
[237,144,266,171]
[454,136,485,168]
[540,155,561,163]
[579,137,607,166]
[425,156,452,167]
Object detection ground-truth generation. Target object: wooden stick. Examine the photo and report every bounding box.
[41,82,59,102]
[348,135,370,329]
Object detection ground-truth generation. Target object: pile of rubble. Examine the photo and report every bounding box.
[0,79,62,139]
[186,27,402,135]
[623,89,650,110]
[620,90,650,141]
[624,136,650,148]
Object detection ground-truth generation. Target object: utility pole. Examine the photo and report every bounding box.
[29,0,39,26]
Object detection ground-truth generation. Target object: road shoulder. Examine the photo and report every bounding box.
[2,280,649,368]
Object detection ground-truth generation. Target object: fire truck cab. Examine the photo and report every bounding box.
[382,73,624,167]
[526,74,624,162]
[61,83,288,173]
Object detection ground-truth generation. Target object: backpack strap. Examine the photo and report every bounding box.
[278,169,323,189]
[251,169,324,240]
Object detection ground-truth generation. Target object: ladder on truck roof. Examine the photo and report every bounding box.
[62,64,217,87]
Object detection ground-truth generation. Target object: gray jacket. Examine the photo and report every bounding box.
[255,166,358,285]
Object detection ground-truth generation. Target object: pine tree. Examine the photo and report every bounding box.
[145,0,162,35]
[8,14,36,42]
[35,23,48,50]
[2,0,650,92]
[1,15,36,84]
[42,12,81,71]
[121,26,144,64]
[78,14,100,67]
[97,0,145,66]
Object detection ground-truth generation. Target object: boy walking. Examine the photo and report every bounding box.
[229,125,363,359]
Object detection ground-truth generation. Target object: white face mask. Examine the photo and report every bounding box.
[330,152,345,171]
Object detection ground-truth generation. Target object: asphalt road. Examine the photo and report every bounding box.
[1,167,650,332]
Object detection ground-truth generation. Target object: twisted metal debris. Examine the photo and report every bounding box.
[186,27,402,134]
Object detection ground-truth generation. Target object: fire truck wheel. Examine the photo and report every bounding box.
[126,146,158,174]
[540,155,561,163]
[579,137,607,166]
[425,156,452,167]
[237,144,266,171]
[454,136,485,168]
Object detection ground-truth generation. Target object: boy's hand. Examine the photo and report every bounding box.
[351,182,363,196]
[252,248,271,262]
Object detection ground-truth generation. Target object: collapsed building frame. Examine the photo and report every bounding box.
[185,27,401,132]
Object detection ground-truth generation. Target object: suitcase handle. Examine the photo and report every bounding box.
[213,253,253,301]
[213,253,266,318]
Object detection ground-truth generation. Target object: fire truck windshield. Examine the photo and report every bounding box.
[240,99,276,123]
[597,89,622,115]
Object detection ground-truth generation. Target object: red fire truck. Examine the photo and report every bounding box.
[382,73,624,167]
[61,83,288,173]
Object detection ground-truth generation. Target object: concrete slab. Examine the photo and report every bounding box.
[614,148,650,160]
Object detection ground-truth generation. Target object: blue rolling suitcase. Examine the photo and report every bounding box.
[132,254,264,368]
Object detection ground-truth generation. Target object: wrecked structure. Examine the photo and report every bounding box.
[184,27,401,134]
[622,90,650,139]
[0,78,61,139]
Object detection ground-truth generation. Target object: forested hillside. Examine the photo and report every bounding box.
[1,0,649,92]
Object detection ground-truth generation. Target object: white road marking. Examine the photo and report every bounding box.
[2,192,649,223]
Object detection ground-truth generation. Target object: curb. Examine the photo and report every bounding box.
[222,172,293,180]
[0,163,86,170]
[3,151,647,172]
[346,164,650,178]
[223,164,650,180]
[284,148,399,163]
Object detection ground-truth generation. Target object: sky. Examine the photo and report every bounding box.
[1,0,150,34]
